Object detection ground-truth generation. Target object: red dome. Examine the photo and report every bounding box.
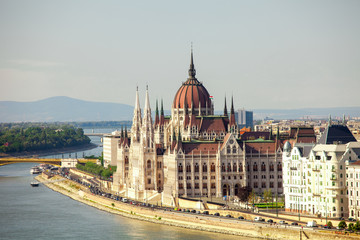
[173,78,211,109]
[173,51,212,109]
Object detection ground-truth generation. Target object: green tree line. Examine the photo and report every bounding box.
[0,125,90,153]
[76,162,116,179]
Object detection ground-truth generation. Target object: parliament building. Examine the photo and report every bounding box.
[110,52,284,205]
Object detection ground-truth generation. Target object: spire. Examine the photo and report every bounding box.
[144,85,150,111]
[188,48,196,78]
[121,126,124,138]
[229,95,236,126]
[343,114,346,125]
[125,126,128,138]
[224,96,228,116]
[131,86,142,143]
[329,114,332,126]
[160,99,165,125]
[155,99,159,125]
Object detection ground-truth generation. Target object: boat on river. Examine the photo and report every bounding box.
[30,166,41,174]
[30,181,40,187]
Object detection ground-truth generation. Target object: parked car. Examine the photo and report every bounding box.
[190,210,196,213]
[122,198,128,203]
[238,216,245,220]
[225,214,233,218]
[203,211,209,215]
[214,212,220,216]
[254,217,263,222]
[324,225,331,229]
[348,218,356,222]
[267,219,274,223]
[279,220,287,225]
[291,222,299,226]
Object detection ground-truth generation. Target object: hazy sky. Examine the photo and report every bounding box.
[1,0,360,111]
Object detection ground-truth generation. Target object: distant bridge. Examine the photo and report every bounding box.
[0,158,98,166]
[84,133,107,136]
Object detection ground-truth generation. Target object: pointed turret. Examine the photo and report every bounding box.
[188,49,196,79]
[155,99,159,126]
[131,86,142,143]
[141,85,154,149]
[224,96,228,116]
[229,96,236,126]
[160,99,165,125]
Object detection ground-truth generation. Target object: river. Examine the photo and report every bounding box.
[0,128,255,240]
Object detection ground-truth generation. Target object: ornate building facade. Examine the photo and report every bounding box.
[111,52,284,205]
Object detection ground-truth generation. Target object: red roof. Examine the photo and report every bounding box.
[173,78,211,109]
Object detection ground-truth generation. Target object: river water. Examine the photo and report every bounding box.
[0,129,256,240]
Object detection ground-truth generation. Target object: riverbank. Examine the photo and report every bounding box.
[0,143,97,158]
[35,174,359,240]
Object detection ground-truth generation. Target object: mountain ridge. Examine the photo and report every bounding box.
[1,96,360,122]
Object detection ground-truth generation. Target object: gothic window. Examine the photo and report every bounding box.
[261,162,266,172]
[203,183,207,189]
[247,163,250,172]
[178,183,183,189]
[147,160,151,169]
[178,163,183,173]
[195,163,199,172]
[262,182,266,188]
[187,183,191,189]
[125,156,129,165]
[277,162,282,171]
[195,183,199,189]
[221,163,226,172]
[147,178,151,184]
[270,182,274,188]
[211,183,216,189]
[253,162,258,172]
[254,182,258,188]
[186,164,191,173]
[269,163,274,171]
[239,163,243,172]
[227,146,231,154]
[202,163,207,172]
[227,163,231,172]
[278,181,282,188]
[233,163,237,172]
[211,163,216,172]
[232,146,237,154]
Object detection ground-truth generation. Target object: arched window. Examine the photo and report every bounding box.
[239,163,243,172]
[221,163,226,172]
[261,162,266,171]
[202,163,207,172]
[232,146,237,154]
[247,163,250,172]
[186,164,191,173]
[233,163,237,172]
[195,163,199,172]
[125,156,129,164]
[178,163,183,173]
[147,160,151,169]
[277,162,282,171]
[253,162,258,172]
[211,163,216,172]
[227,163,231,172]
[269,163,274,171]
[227,146,231,154]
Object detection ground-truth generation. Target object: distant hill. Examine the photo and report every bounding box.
[0,96,134,122]
[1,96,359,122]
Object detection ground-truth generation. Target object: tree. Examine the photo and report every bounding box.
[327,221,333,229]
[237,186,252,202]
[348,223,354,231]
[354,220,360,231]
[338,220,347,229]
[248,189,257,204]
[263,189,273,204]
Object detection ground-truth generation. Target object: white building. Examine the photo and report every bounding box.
[103,130,121,167]
[283,123,359,218]
[346,148,360,220]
